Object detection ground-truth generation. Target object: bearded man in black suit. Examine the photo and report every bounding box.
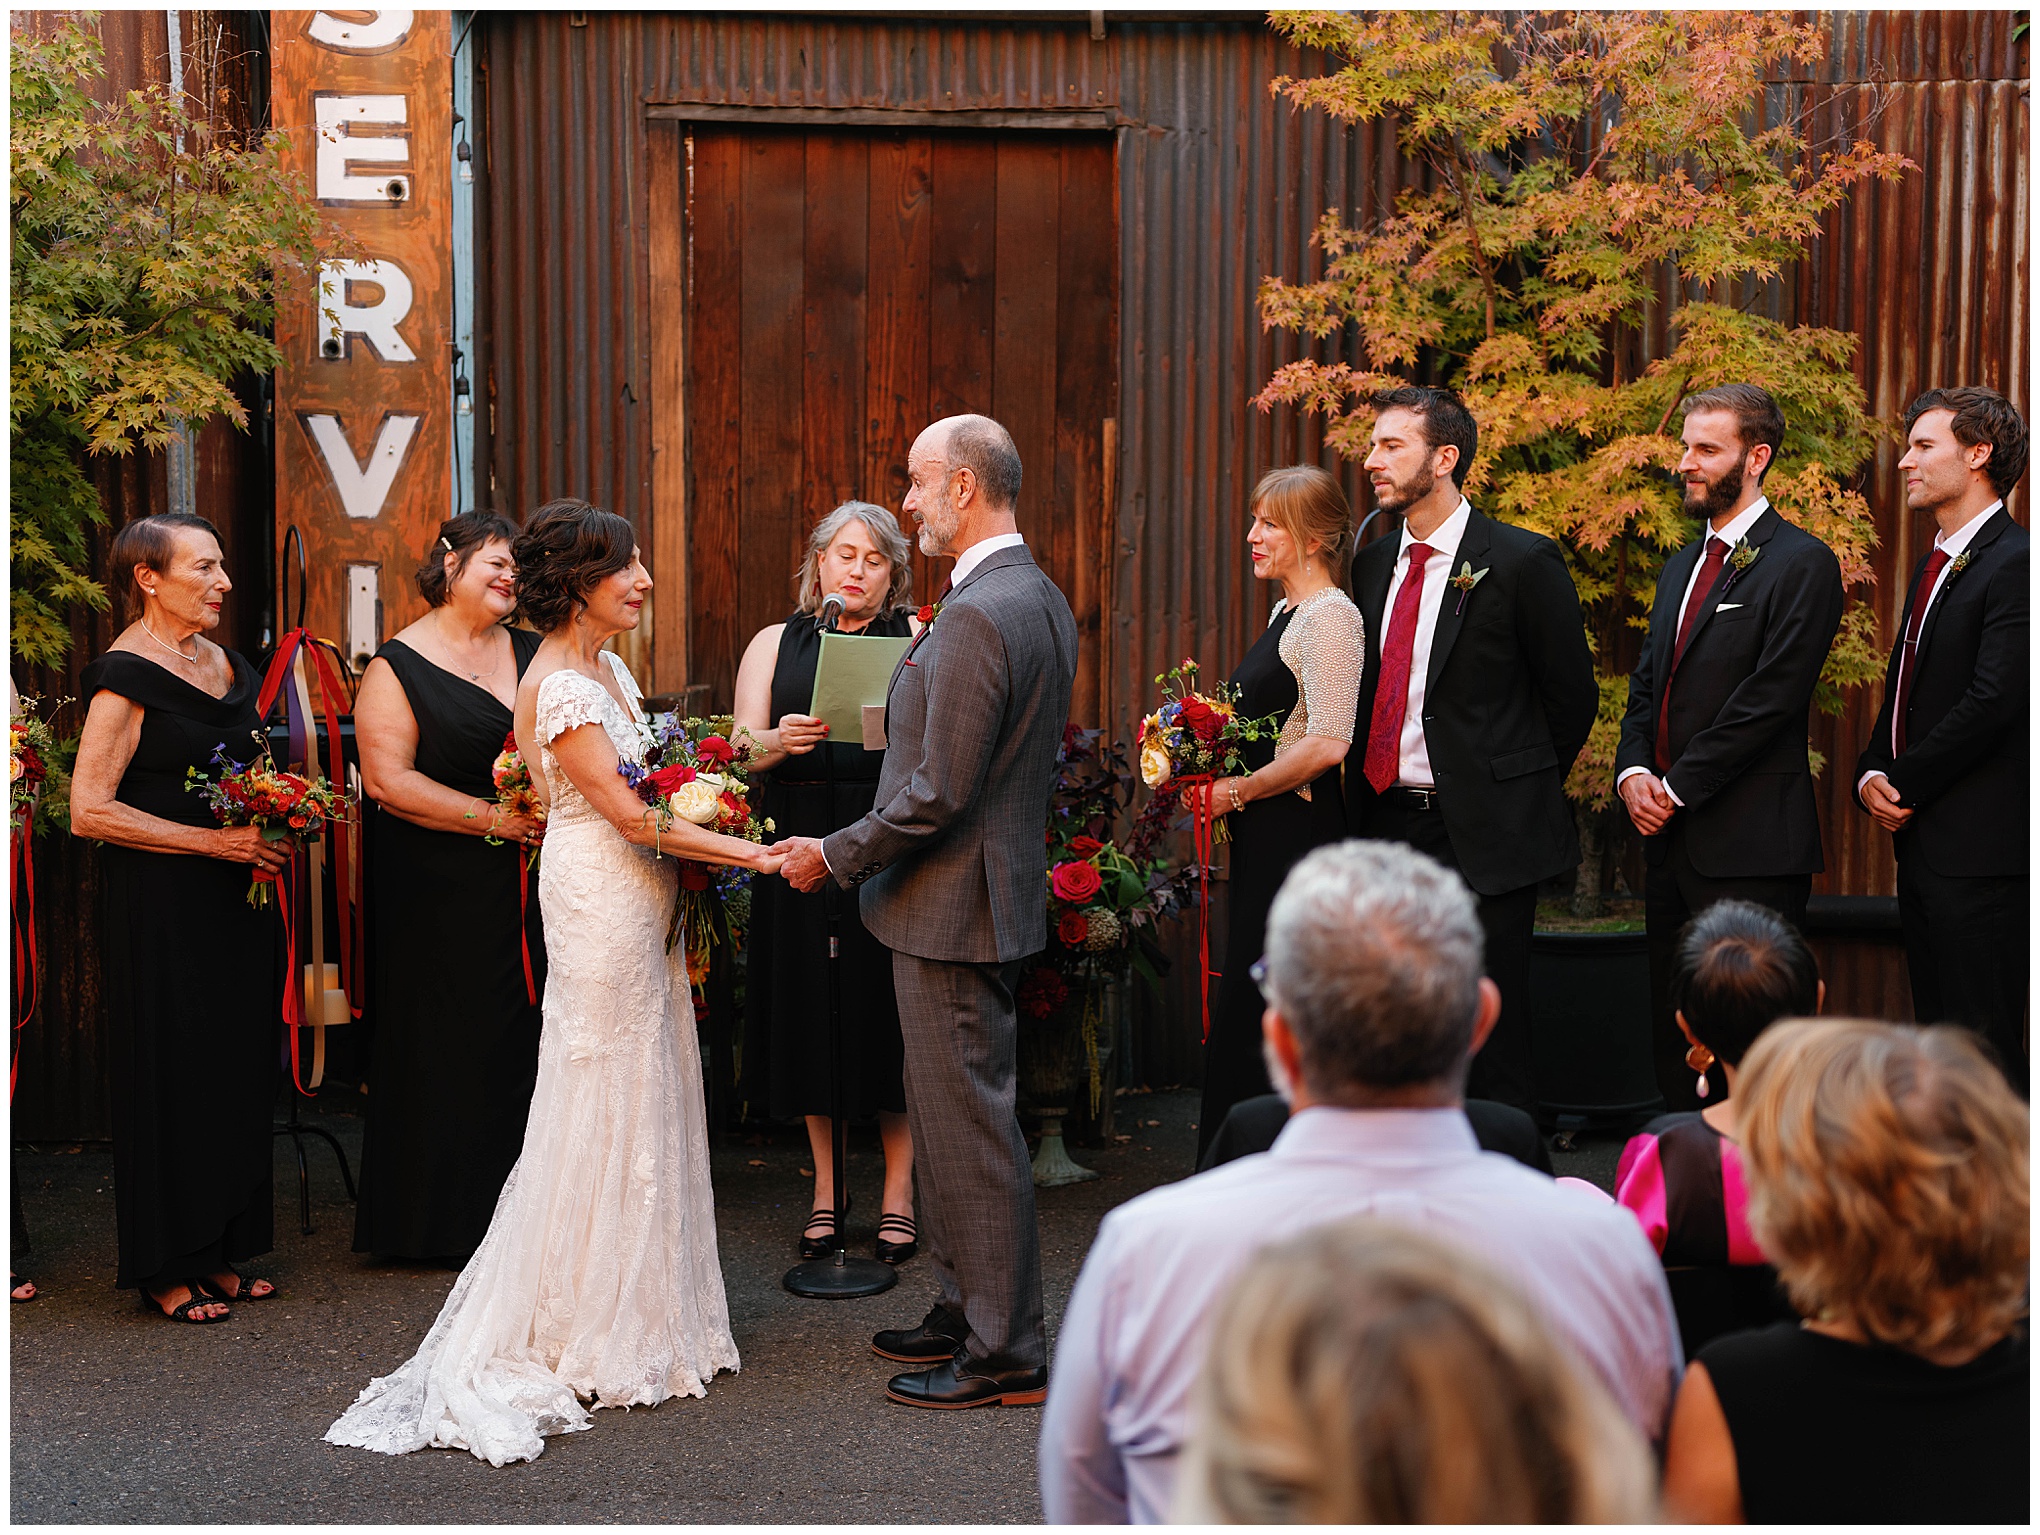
[1617,384,1845,1112]
[1347,386,1598,1110]
[1856,386,2029,1091]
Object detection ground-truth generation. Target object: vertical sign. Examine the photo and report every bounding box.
[273,10,451,668]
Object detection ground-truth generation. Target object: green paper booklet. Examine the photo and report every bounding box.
[808,630,910,748]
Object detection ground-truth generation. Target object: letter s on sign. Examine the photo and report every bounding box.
[307,10,414,52]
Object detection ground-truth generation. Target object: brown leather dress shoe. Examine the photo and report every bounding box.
[885,1352,1048,1409]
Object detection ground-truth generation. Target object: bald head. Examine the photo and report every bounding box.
[920,414,1022,513]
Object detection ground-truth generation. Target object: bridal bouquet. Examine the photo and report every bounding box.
[10,702,63,829]
[620,714,772,980]
[472,730,544,866]
[185,733,354,906]
[1135,658,1279,843]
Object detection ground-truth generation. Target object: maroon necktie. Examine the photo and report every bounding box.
[1656,536,1729,774]
[1363,542,1435,794]
[1891,547,1952,758]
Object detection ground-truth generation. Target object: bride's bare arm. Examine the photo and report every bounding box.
[547,722,783,871]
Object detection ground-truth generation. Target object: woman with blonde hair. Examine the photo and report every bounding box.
[733,501,921,1263]
[1176,1218,1656,1523]
[1663,1019,2029,1523]
[1190,465,1364,1158]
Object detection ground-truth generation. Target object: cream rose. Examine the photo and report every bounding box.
[1139,741,1173,789]
[668,779,722,825]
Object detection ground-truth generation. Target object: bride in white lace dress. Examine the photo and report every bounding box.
[327,504,782,1466]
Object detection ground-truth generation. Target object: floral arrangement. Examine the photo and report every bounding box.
[9,702,63,828]
[184,732,354,906]
[1022,727,1203,1112]
[1136,658,1279,842]
[473,730,545,866]
[620,713,772,982]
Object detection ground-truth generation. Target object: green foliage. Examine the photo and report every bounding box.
[10,17,328,664]
[1256,11,1912,806]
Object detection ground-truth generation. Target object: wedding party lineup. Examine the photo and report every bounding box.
[8,6,2029,1525]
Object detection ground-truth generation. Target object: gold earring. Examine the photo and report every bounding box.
[1685,1041,1717,1099]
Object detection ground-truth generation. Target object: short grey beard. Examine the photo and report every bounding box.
[917,497,959,557]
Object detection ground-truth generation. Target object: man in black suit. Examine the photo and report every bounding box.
[1617,384,1844,1111]
[1856,386,2029,1090]
[1348,386,1598,1109]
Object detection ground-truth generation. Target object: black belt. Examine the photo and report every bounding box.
[1383,785,1442,811]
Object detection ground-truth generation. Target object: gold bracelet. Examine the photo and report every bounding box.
[1228,780,1246,813]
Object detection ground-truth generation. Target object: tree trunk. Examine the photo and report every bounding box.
[1571,802,1608,920]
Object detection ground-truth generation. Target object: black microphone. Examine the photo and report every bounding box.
[818,592,846,632]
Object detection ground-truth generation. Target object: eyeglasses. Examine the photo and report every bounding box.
[1249,956,1270,998]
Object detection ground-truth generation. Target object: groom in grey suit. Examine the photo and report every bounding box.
[778,414,1078,1408]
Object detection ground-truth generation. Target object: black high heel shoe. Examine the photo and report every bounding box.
[799,1195,851,1260]
[875,1212,918,1265]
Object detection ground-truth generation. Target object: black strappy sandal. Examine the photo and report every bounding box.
[875,1212,919,1265]
[197,1269,276,1303]
[142,1285,228,1324]
[800,1207,840,1260]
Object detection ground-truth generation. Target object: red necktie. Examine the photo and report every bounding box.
[1656,536,1729,774]
[1891,547,1951,758]
[1363,542,1435,795]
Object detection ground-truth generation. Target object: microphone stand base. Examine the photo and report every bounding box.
[783,1253,898,1300]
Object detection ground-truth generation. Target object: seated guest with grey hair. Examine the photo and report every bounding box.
[733,500,922,1264]
[1039,840,1682,1524]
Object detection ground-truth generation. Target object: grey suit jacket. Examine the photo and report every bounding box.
[822,544,1078,963]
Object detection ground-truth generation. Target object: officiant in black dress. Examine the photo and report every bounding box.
[734,502,920,1264]
[352,515,548,1264]
[1188,468,1364,1162]
[70,514,291,1324]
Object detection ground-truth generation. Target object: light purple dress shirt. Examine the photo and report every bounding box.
[1038,1106,1684,1524]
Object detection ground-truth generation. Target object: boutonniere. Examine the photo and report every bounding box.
[1449,562,1490,616]
[902,601,942,667]
[1718,537,1761,595]
[1947,549,1974,577]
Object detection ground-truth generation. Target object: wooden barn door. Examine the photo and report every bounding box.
[679,127,1117,720]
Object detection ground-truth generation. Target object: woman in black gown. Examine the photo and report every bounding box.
[734,501,920,1262]
[70,514,290,1323]
[351,514,548,1263]
[1192,468,1364,1161]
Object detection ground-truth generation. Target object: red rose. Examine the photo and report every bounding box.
[1179,698,1224,746]
[1050,860,1103,903]
[288,813,310,829]
[679,862,712,891]
[916,604,935,625]
[647,762,696,797]
[696,735,736,768]
[718,790,747,823]
[1068,835,1104,856]
[1056,910,1090,948]
[1018,966,1068,1019]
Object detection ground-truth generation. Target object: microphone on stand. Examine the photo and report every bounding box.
[817,592,846,633]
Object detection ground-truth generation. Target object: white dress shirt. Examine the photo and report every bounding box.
[1037,1107,1683,1525]
[948,530,1027,586]
[1381,497,1472,787]
[1858,499,2002,795]
[1617,496,1771,803]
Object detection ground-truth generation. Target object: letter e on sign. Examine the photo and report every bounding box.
[316,94,410,202]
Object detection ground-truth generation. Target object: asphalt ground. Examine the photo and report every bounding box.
[10,1087,1624,1524]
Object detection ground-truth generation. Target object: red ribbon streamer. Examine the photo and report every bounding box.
[256,631,363,1095]
[1173,775,1221,1044]
[517,854,538,1006]
[10,817,38,1100]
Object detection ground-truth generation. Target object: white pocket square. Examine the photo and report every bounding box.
[1716,602,1744,610]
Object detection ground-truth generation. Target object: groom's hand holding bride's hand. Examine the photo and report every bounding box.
[775,836,831,893]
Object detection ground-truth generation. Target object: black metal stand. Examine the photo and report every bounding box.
[784,622,896,1301]
[274,1086,356,1237]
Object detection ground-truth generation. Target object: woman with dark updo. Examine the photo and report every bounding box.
[328,499,783,1465]
[352,512,548,1264]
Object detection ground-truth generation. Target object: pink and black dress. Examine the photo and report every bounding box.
[1615,1112,1794,1355]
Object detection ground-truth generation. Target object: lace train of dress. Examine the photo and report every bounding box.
[326,652,738,1465]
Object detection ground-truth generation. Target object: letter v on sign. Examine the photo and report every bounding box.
[300,411,420,520]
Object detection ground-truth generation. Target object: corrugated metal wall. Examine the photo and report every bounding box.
[473,13,2027,1077]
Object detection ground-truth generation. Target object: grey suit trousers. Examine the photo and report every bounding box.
[893,950,1046,1368]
